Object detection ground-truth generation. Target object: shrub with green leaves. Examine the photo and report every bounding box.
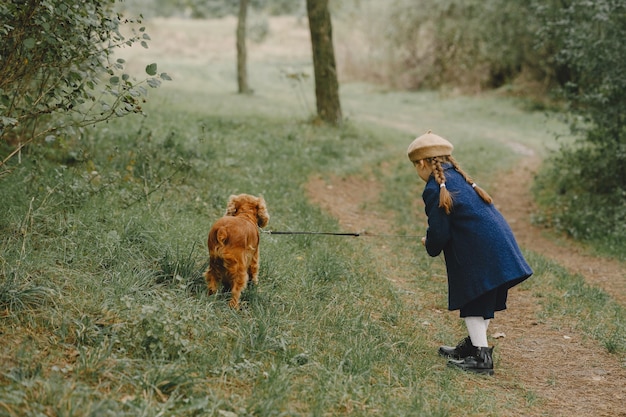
[334,0,549,92]
[0,0,169,171]
[533,0,626,258]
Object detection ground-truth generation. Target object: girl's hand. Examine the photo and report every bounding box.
[421,237,426,246]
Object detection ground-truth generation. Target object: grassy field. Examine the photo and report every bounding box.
[1,17,624,417]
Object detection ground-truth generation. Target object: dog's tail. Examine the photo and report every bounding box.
[208,226,229,260]
[216,227,228,245]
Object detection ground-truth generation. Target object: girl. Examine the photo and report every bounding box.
[407,131,532,375]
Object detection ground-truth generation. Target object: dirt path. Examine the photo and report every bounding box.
[306,152,626,417]
[494,155,626,306]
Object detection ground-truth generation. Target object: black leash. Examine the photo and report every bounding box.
[261,230,421,238]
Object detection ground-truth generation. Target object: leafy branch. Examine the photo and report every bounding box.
[0,0,171,172]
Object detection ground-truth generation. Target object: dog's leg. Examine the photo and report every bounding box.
[229,267,248,309]
[249,249,260,286]
[204,267,219,296]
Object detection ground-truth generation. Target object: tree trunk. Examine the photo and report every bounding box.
[236,0,251,94]
[306,0,342,125]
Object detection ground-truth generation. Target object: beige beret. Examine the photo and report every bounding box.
[407,130,454,162]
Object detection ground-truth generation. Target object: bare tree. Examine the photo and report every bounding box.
[236,0,252,94]
[306,0,342,125]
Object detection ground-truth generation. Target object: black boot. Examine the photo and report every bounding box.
[438,336,474,359]
[447,346,494,375]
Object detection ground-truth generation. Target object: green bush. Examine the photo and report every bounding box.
[533,146,626,259]
[336,0,548,92]
[0,0,169,173]
[533,0,626,258]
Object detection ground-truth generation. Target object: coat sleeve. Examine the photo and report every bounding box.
[423,185,451,257]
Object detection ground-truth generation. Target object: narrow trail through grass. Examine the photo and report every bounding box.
[306,127,626,416]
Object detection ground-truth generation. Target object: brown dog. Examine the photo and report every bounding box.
[203,194,269,308]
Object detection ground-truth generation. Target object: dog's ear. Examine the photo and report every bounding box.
[256,196,270,228]
[225,194,239,216]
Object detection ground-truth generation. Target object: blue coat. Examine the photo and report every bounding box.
[422,165,532,310]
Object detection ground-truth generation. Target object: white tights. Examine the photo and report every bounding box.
[464,316,491,348]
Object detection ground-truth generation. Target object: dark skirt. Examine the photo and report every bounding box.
[459,284,509,319]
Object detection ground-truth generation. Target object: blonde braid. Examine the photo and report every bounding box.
[448,156,493,204]
[429,156,454,214]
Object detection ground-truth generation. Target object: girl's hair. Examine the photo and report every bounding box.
[427,155,493,214]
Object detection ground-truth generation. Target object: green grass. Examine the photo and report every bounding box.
[1,18,625,417]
